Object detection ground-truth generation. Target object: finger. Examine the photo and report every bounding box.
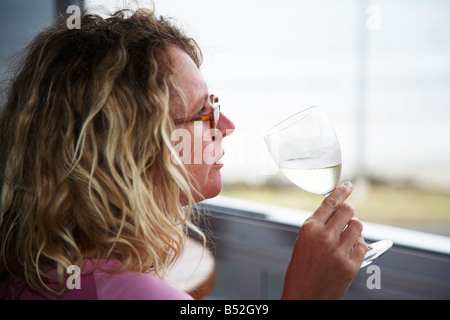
[350,240,368,265]
[340,217,364,252]
[358,232,364,243]
[327,201,356,234]
[312,182,353,224]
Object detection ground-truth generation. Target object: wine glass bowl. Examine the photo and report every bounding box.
[264,106,392,268]
[264,106,342,196]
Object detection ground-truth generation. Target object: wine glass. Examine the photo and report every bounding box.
[264,106,392,268]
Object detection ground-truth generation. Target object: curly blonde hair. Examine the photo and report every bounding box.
[0,8,204,298]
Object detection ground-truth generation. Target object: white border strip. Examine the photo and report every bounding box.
[202,196,450,256]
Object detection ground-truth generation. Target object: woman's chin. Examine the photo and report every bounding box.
[179,174,223,205]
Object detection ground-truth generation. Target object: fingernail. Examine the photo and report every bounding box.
[344,181,353,190]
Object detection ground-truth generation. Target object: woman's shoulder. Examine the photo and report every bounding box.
[91,260,193,300]
[1,259,193,300]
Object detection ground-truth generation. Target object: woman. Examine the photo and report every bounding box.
[0,8,366,300]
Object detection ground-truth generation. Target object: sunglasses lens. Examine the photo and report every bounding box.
[213,98,220,137]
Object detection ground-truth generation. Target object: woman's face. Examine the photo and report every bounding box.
[170,46,235,204]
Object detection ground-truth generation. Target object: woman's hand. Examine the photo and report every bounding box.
[281,182,368,300]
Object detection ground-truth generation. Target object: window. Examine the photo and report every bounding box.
[88,0,450,237]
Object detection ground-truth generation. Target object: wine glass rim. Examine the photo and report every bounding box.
[265,106,320,137]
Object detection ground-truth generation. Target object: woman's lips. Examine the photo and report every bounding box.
[214,151,225,166]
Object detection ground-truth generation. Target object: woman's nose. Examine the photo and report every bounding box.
[218,112,235,138]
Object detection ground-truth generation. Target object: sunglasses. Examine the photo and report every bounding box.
[174,94,221,138]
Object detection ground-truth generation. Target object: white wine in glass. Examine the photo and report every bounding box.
[264,106,392,268]
[280,161,342,196]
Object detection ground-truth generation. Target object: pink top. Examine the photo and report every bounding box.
[0,260,193,300]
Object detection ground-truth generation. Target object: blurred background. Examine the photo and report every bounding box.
[1,0,449,237]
